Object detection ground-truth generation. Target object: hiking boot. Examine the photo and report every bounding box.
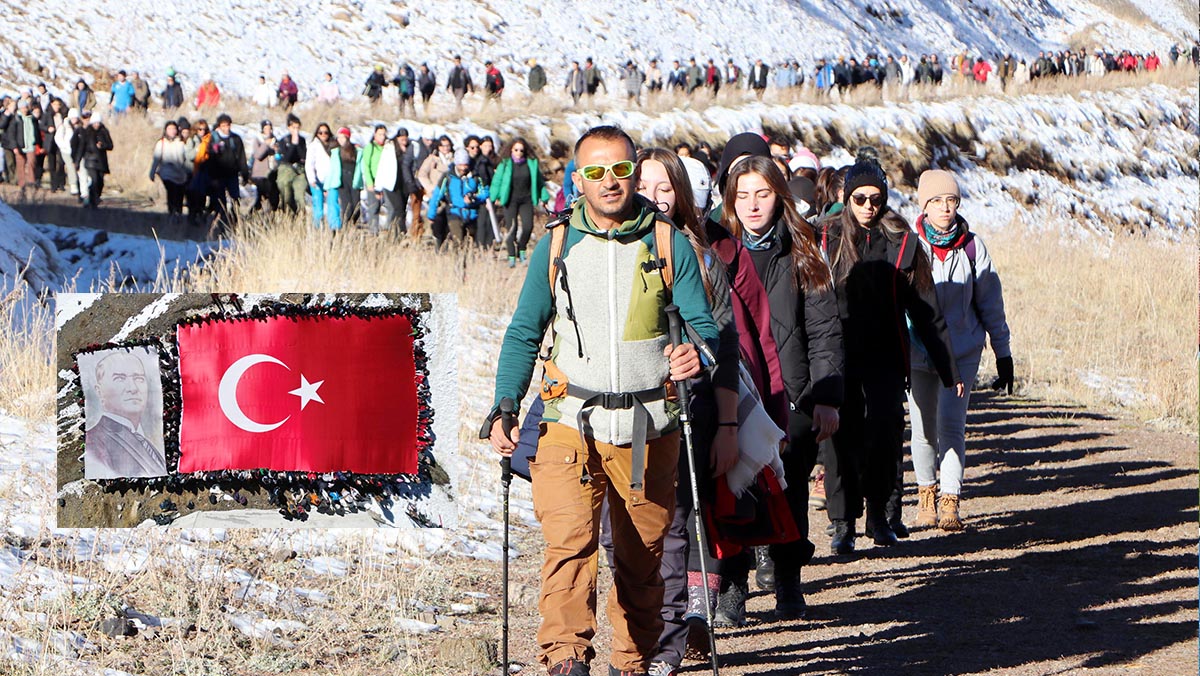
[825,521,835,536]
[754,546,776,592]
[684,615,711,660]
[809,469,827,509]
[774,572,807,620]
[549,657,590,676]
[938,494,964,531]
[886,490,909,538]
[867,504,898,546]
[915,484,939,528]
[830,519,856,556]
[608,666,647,676]
[712,579,748,628]
[507,255,516,268]
[647,662,677,676]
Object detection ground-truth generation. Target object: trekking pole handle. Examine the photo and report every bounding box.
[499,397,516,483]
[664,304,692,404]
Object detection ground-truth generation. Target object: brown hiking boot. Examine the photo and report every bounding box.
[938,494,964,531]
[916,485,938,528]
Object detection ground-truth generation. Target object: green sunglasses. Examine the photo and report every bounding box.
[578,160,636,182]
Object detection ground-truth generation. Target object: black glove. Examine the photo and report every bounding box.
[992,356,1014,395]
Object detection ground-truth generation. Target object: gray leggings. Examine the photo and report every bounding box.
[504,200,534,257]
[908,355,981,495]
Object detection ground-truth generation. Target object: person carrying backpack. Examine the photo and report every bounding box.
[394,63,417,115]
[483,60,505,109]
[483,125,718,676]
[818,149,961,556]
[907,170,1013,531]
[364,65,387,104]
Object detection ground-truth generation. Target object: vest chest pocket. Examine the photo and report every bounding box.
[623,259,669,341]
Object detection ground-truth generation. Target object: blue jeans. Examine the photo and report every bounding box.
[310,186,341,231]
[310,185,342,230]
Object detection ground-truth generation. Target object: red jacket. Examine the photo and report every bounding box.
[973,60,992,83]
[195,82,220,108]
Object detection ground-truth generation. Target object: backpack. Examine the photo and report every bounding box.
[487,70,504,92]
[193,133,211,167]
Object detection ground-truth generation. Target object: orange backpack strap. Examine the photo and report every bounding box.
[547,218,568,299]
[653,217,675,293]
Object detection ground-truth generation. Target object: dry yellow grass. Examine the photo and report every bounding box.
[0,285,54,420]
[169,212,527,313]
[986,222,1197,431]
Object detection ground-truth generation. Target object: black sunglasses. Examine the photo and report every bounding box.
[851,193,884,207]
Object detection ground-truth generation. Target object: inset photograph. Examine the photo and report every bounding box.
[78,346,167,480]
[56,292,459,529]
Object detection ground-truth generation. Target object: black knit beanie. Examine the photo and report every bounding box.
[716,132,771,193]
[842,146,888,209]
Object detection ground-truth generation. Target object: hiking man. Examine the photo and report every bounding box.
[394,63,417,115]
[484,60,505,109]
[527,58,548,98]
[483,125,718,676]
[447,55,474,112]
[365,65,387,104]
[583,57,605,103]
[565,61,586,106]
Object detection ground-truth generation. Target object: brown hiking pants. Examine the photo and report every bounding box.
[532,422,679,672]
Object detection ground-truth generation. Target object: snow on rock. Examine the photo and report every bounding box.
[393,617,442,634]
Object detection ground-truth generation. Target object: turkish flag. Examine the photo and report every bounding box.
[177,314,419,474]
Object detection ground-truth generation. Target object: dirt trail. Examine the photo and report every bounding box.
[493,392,1197,675]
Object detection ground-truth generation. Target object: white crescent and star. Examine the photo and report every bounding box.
[217,354,325,433]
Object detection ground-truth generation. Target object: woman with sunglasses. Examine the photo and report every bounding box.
[490,137,549,266]
[821,149,961,556]
[908,170,1012,531]
[305,123,339,230]
[714,154,843,626]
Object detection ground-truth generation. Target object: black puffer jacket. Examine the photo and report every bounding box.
[72,124,112,174]
[822,217,958,387]
[744,219,844,415]
[205,131,249,181]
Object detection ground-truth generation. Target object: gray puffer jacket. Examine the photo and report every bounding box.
[912,214,1011,369]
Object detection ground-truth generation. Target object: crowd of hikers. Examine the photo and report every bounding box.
[478,122,1014,676]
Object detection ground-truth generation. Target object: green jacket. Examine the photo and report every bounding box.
[528,65,547,92]
[492,196,718,444]
[358,142,386,190]
[489,157,549,207]
[326,147,363,190]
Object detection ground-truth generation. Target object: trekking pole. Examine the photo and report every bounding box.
[665,305,720,676]
[499,397,516,675]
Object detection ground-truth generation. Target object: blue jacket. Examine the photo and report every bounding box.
[427,172,487,221]
[110,81,135,112]
[815,64,835,90]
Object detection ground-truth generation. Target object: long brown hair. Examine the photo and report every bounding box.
[829,202,933,292]
[636,147,713,300]
[501,136,537,162]
[720,155,831,293]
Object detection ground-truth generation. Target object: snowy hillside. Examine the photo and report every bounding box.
[0,0,1194,98]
